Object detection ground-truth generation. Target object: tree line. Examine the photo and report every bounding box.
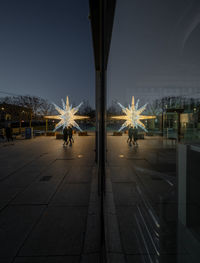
[0,95,95,121]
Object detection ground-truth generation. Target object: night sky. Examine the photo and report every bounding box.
[1,0,200,110]
[107,0,200,106]
[0,0,95,106]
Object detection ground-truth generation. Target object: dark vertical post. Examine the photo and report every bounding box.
[19,112,22,134]
[89,1,116,260]
[178,112,181,142]
[99,0,106,195]
[161,112,163,136]
[99,1,106,261]
[29,112,32,128]
[95,71,100,163]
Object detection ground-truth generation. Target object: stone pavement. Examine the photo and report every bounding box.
[0,135,100,263]
[0,134,192,263]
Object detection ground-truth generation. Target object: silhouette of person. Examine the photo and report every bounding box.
[133,127,138,146]
[5,124,13,142]
[68,126,73,146]
[63,126,68,146]
[127,126,134,145]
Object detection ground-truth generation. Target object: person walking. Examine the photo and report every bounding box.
[133,126,138,146]
[68,126,73,146]
[5,124,13,142]
[0,128,5,140]
[63,126,68,146]
[127,126,134,145]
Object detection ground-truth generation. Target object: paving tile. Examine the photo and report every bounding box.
[127,254,180,263]
[81,254,100,263]
[83,213,100,253]
[40,160,70,175]
[11,167,69,205]
[0,162,27,180]
[50,184,90,206]
[0,167,44,209]
[108,253,126,263]
[0,206,45,263]
[0,187,22,210]
[64,166,92,183]
[110,167,133,183]
[115,207,142,254]
[126,255,145,263]
[14,256,80,263]
[105,213,123,253]
[0,166,42,188]
[105,193,116,214]
[112,183,138,206]
[19,206,87,256]
[0,136,95,261]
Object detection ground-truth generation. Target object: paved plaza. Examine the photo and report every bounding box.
[0,134,185,263]
[0,135,100,263]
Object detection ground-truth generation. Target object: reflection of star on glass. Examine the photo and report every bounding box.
[111,96,156,132]
[44,96,89,131]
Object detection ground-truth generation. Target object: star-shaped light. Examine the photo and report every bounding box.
[111,96,156,132]
[44,96,89,131]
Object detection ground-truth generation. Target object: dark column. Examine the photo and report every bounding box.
[96,69,106,193]
[98,0,106,195]
[95,71,100,163]
[177,112,181,142]
[89,1,116,261]
[99,2,107,261]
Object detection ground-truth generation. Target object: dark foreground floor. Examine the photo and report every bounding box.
[0,134,198,263]
[0,135,100,263]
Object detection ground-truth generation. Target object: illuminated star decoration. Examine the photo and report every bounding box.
[111,96,156,132]
[44,96,89,132]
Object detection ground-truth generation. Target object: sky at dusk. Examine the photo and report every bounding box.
[0,0,95,107]
[107,0,200,107]
[1,0,200,110]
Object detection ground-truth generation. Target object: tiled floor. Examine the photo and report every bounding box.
[0,135,100,263]
[1,134,200,262]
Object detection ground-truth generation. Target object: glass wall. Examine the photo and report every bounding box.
[106,1,200,262]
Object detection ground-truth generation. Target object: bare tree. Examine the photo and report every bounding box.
[39,99,54,116]
[0,95,54,120]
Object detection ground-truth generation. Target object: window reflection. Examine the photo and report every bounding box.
[106,0,200,262]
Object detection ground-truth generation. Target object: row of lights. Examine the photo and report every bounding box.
[1,107,26,113]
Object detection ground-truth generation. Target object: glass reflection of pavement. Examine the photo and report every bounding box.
[107,134,198,263]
